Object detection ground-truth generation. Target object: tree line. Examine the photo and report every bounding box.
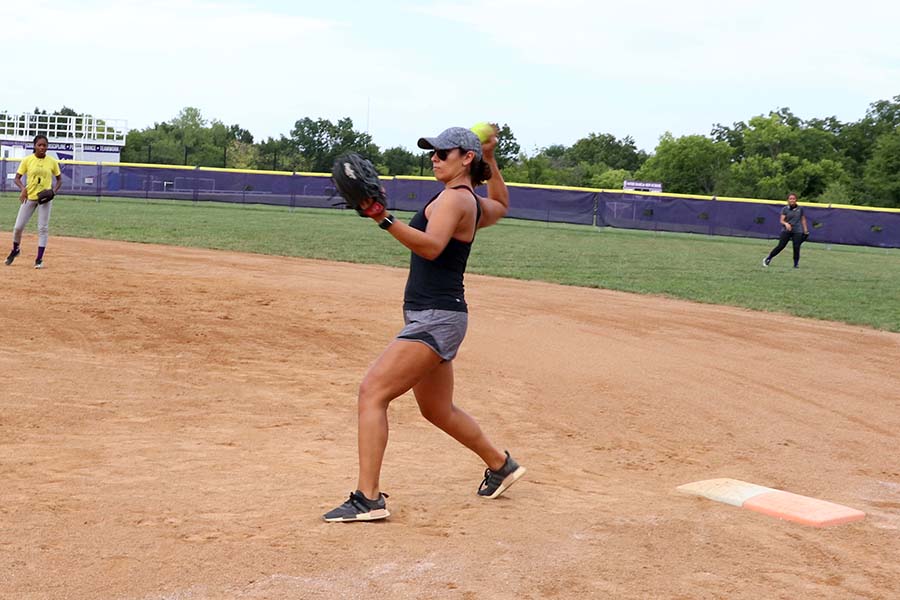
[21,97,900,208]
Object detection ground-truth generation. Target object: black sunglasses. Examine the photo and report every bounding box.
[429,148,462,161]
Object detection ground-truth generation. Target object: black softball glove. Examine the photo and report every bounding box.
[331,153,387,218]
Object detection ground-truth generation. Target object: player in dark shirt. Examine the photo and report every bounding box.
[763,193,810,268]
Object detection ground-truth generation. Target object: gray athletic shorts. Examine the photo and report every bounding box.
[397,309,468,361]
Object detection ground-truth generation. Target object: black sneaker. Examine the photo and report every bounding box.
[762,256,771,267]
[4,248,19,265]
[323,490,390,522]
[34,259,43,270]
[477,451,526,499]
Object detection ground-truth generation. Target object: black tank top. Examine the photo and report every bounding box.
[403,185,482,312]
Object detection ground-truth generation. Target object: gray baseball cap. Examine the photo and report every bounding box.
[417,127,483,161]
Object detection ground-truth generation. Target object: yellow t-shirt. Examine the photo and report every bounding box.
[17,154,61,200]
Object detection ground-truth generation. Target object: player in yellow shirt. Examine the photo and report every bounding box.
[6,135,63,269]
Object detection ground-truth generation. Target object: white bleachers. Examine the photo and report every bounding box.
[0,112,128,161]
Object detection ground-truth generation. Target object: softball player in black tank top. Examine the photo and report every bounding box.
[324,125,526,522]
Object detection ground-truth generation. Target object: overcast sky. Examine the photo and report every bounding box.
[7,0,899,154]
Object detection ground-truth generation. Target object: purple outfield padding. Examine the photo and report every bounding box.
[597,191,899,248]
[8,159,896,248]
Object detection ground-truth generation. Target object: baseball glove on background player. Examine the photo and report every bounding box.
[331,153,387,218]
[37,189,55,204]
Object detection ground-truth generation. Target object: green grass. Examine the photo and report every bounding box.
[4,194,898,332]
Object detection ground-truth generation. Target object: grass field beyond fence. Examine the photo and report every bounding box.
[3,195,898,332]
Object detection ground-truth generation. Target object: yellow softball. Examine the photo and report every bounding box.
[471,122,495,143]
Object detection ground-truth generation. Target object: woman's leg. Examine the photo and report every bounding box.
[13,201,37,245]
[791,232,802,266]
[413,360,507,471]
[36,202,52,251]
[356,339,443,499]
[768,230,791,260]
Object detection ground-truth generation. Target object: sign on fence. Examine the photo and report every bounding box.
[623,180,663,193]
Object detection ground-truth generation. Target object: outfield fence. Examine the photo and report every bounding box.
[2,159,898,248]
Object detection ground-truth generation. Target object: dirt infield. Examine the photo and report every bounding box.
[2,236,899,600]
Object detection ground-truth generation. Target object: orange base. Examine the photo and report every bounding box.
[678,478,866,527]
[742,490,866,527]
